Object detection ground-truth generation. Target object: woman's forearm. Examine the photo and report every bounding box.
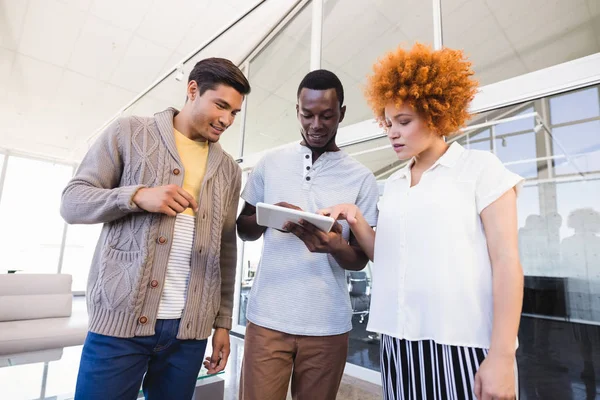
[348,213,376,262]
[489,258,524,357]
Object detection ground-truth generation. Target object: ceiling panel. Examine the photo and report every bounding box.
[504,1,590,51]
[67,15,132,81]
[469,34,522,76]
[135,0,202,51]
[475,57,528,89]
[58,0,94,12]
[336,24,407,82]
[323,5,391,68]
[443,2,498,51]
[89,0,148,32]
[322,0,372,48]
[0,48,15,92]
[3,54,64,113]
[109,35,172,93]
[18,0,87,67]
[53,70,103,119]
[387,0,433,43]
[176,1,236,55]
[0,0,29,51]
[519,25,598,72]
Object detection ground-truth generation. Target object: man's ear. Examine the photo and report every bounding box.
[339,105,347,123]
[187,80,198,101]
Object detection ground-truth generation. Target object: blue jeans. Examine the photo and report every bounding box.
[75,319,208,400]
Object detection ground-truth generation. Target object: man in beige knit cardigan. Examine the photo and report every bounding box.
[60,58,249,400]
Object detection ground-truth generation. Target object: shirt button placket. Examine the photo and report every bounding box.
[398,205,408,336]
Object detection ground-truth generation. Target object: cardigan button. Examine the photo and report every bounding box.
[173,168,181,175]
[139,316,148,324]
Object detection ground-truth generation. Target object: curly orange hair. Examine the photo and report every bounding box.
[365,43,478,136]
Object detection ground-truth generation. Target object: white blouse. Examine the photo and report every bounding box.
[367,142,523,349]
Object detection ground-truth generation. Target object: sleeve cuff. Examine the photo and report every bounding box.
[477,175,524,214]
[213,316,232,330]
[117,185,146,213]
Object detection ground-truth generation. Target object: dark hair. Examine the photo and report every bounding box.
[188,57,251,96]
[297,69,344,107]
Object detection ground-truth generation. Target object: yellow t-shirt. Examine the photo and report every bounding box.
[174,129,209,216]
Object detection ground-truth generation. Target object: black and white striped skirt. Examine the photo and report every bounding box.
[380,335,518,400]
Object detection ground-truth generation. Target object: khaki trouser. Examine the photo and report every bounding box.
[240,322,350,400]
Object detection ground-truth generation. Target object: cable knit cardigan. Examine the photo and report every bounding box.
[60,108,241,340]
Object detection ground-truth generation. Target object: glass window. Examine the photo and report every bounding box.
[555,179,600,323]
[344,136,398,175]
[495,132,537,178]
[442,0,600,86]
[550,87,600,125]
[238,237,263,327]
[552,121,600,176]
[322,0,434,127]
[494,107,535,136]
[467,139,491,152]
[0,156,73,274]
[463,129,492,152]
[61,223,102,291]
[243,4,312,155]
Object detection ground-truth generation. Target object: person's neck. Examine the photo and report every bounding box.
[412,137,449,172]
[173,106,206,142]
[300,140,339,163]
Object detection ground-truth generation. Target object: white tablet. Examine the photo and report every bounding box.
[256,202,335,233]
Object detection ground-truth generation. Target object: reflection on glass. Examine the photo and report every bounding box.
[243,4,312,155]
[346,262,380,370]
[494,132,537,178]
[518,178,600,398]
[0,157,73,274]
[550,87,600,126]
[467,139,491,152]
[238,237,263,327]
[493,107,535,135]
[552,121,600,176]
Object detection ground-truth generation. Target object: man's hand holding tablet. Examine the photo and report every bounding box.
[256,202,335,233]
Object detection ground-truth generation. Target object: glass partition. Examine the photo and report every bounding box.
[336,84,600,388]
[243,3,312,155]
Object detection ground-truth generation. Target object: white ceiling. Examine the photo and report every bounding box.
[0,0,296,161]
[0,0,599,172]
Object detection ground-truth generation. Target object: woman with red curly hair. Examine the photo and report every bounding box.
[320,44,523,400]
